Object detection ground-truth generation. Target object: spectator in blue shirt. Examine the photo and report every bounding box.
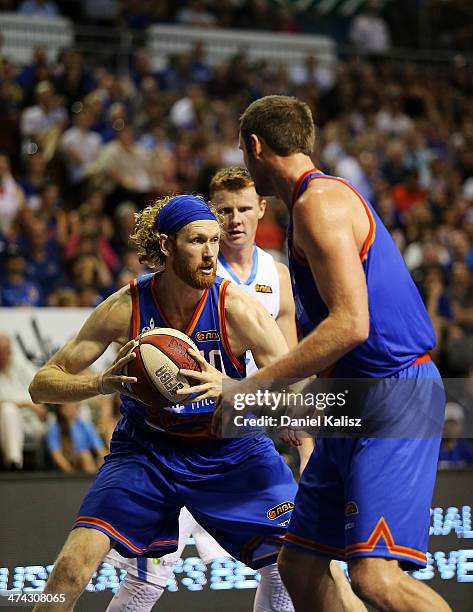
[0,245,42,306]
[22,215,63,301]
[47,402,106,474]
[438,402,473,468]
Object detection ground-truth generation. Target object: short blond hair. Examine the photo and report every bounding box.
[209,167,256,199]
[130,195,222,270]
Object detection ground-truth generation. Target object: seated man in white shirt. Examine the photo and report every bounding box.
[0,333,47,469]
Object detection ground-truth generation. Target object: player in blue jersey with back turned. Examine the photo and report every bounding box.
[29,194,299,611]
[225,95,451,611]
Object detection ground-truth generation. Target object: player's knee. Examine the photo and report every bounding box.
[349,560,396,606]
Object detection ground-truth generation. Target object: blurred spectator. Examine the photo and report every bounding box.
[18,0,60,18]
[376,92,412,136]
[0,154,25,239]
[447,261,473,333]
[54,51,96,111]
[37,182,68,247]
[109,201,137,255]
[391,171,427,215]
[438,402,473,468]
[65,203,119,274]
[16,47,50,97]
[349,0,391,55]
[22,214,63,300]
[289,54,335,93]
[47,402,106,474]
[18,153,47,210]
[20,81,67,160]
[86,125,155,210]
[60,107,102,186]
[0,334,47,470]
[0,245,42,306]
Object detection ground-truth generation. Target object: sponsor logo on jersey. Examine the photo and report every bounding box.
[345,501,359,516]
[267,501,294,520]
[196,330,220,341]
[255,284,273,294]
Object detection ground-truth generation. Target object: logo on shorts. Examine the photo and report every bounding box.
[267,501,294,520]
[255,284,273,294]
[196,330,220,341]
[345,501,359,516]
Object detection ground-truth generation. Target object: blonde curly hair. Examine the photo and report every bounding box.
[130,195,223,270]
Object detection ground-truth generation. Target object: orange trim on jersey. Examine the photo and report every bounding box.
[75,516,178,553]
[185,289,209,336]
[411,353,431,367]
[290,172,377,262]
[291,167,320,210]
[242,535,284,565]
[151,274,209,335]
[218,280,245,373]
[285,517,426,564]
[345,517,426,563]
[130,279,140,340]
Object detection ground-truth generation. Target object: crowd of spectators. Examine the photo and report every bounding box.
[0,26,472,470]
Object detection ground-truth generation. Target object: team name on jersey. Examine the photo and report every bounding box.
[255,284,273,294]
[196,330,220,341]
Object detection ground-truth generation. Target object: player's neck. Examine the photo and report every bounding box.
[270,155,316,208]
[155,270,207,327]
[219,241,255,281]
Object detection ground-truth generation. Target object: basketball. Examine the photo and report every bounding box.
[126,328,201,407]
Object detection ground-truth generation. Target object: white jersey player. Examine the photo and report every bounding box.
[105,169,361,611]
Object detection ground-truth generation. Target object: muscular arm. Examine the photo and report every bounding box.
[274,265,315,464]
[275,261,298,348]
[29,288,133,403]
[246,183,370,381]
[224,283,290,369]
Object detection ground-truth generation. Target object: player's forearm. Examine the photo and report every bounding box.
[29,365,101,403]
[253,313,367,381]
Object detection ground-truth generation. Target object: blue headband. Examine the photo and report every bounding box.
[155,195,217,235]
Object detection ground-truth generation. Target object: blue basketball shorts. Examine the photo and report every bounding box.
[284,360,445,570]
[75,418,297,569]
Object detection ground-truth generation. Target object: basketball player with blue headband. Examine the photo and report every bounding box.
[30,193,306,611]
[103,176,364,611]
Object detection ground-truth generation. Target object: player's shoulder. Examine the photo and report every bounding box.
[88,284,132,335]
[295,176,360,220]
[294,177,359,235]
[224,280,267,316]
[274,260,291,285]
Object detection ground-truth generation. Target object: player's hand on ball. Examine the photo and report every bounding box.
[98,340,139,398]
[177,348,224,403]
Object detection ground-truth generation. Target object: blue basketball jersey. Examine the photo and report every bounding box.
[120,274,245,437]
[288,169,435,377]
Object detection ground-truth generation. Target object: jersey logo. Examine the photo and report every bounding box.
[255,284,273,294]
[196,330,220,341]
[345,501,359,516]
[267,501,294,520]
